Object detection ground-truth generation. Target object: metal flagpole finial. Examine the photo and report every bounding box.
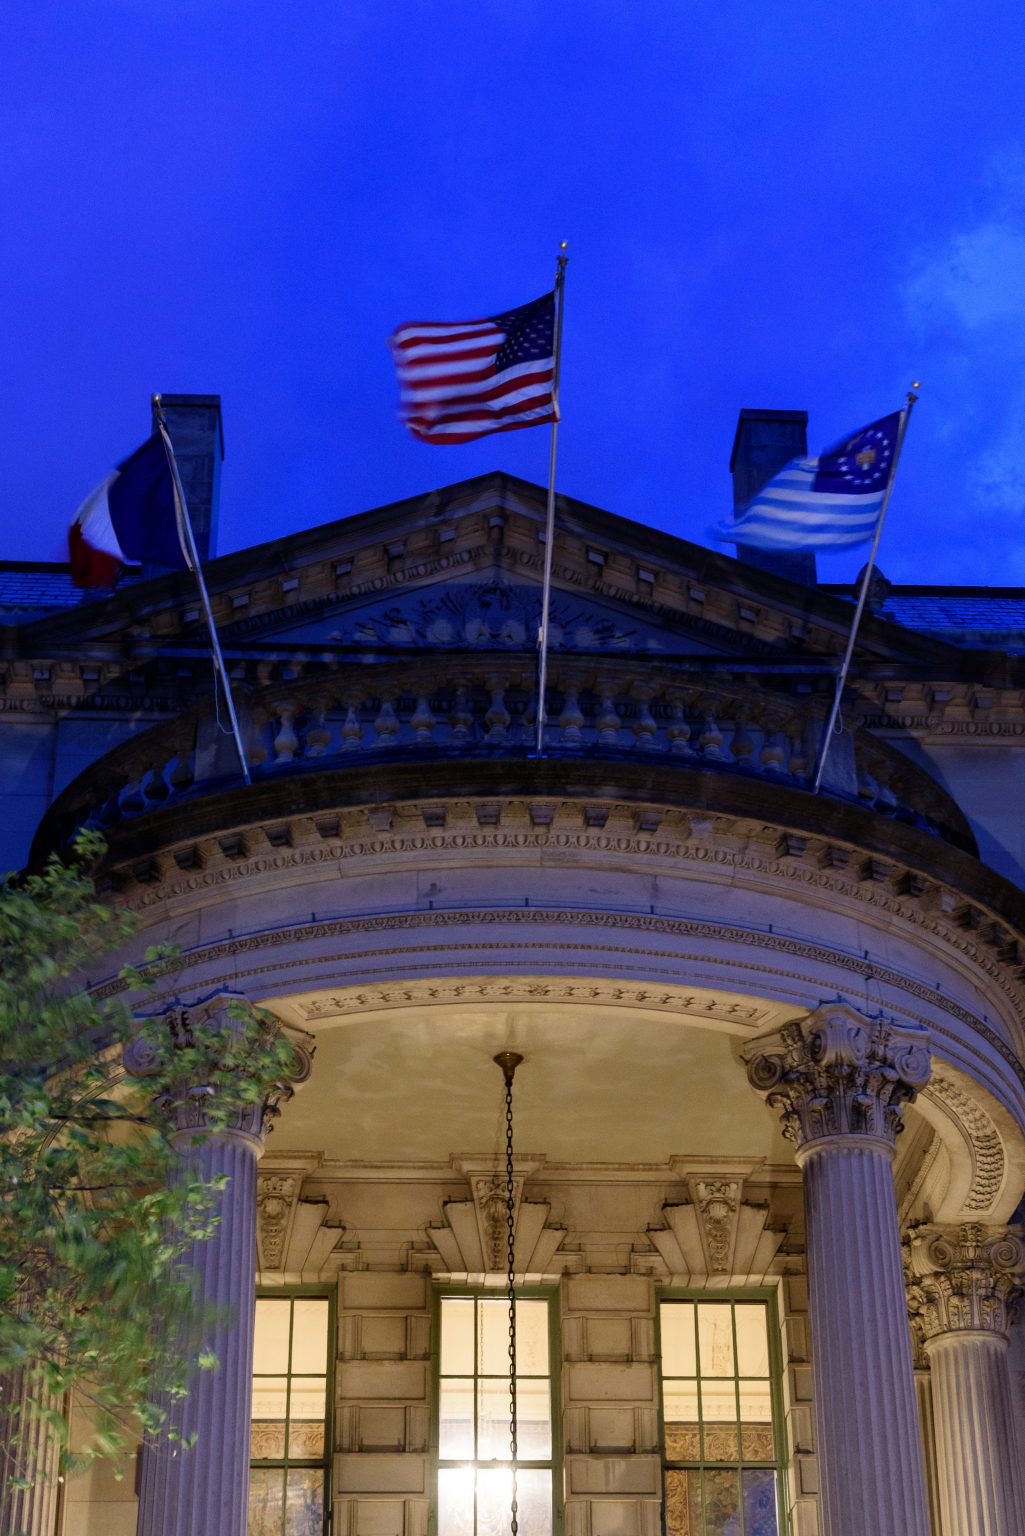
[494,1051,524,1084]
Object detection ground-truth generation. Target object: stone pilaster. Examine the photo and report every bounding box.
[0,1371,60,1536]
[906,1222,1025,1535]
[744,1005,932,1536]
[127,997,313,1536]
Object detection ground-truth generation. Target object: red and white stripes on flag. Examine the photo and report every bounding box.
[388,292,557,444]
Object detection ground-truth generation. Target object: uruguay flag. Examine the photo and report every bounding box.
[712,411,902,552]
[68,433,190,588]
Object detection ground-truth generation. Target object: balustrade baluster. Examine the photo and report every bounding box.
[449,686,473,744]
[666,696,692,755]
[411,695,436,744]
[272,706,299,764]
[121,772,145,813]
[760,730,786,774]
[305,706,332,758]
[788,732,809,778]
[373,697,400,748]
[484,682,511,743]
[698,715,724,759]
[595,689,621,746]
[631,692,657,750]
[559,688,584,746]
[145,759,172,801]
[730,716,755,766]
[341,703,363,751]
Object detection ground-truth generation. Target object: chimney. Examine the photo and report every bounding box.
[151,393,224,562]
[730,408,816,586]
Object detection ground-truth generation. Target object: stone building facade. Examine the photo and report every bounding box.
[2,406,1025,1536]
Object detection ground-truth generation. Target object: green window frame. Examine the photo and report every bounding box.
[657,1291,789,1536]
[432,1285,563,1536]
[249,1286,336,1536]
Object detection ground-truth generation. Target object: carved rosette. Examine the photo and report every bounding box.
[743,1004,931,1156]
[123,993,314,1153]
[905,1223,1025,1343]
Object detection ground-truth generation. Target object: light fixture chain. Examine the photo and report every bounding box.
[504,1069,519,1536]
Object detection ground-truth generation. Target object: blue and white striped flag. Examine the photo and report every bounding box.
[713,411,902,551]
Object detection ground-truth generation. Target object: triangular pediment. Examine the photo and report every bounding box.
[4,470,972,675]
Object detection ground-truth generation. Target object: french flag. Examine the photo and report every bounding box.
[69,433,190,588]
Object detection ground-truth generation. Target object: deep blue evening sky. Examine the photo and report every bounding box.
[5,3,1025,584]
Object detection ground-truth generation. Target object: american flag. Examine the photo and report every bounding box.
[388,292,557,444]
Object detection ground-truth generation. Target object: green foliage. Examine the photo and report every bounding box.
[0,831,298,1488]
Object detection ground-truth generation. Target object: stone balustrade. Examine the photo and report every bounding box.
[34,658,974,856]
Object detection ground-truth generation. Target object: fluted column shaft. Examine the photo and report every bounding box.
[744,1005,933,1536]
[799,1137,930,1536]
[915,1366,942,1536]
[0,1372,60,1536]
[135,1130,260,1536]
[905,1223,1025,1536]
[927,1331,1025,1535]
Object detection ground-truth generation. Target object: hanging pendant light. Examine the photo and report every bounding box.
[494,1051,524,1536]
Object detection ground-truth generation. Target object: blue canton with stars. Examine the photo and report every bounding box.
[490,292,555,371]
[813,411,901,495]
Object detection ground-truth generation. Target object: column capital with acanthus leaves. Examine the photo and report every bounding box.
[123,990,314,1153]
[742,1003,931,1158]
[905,1222,1025,1344]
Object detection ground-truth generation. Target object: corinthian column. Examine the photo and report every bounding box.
[744,1005,932,1536]
[126,997,313,1536]
[906,1222,1025,1536]
[0,1372,60,1536]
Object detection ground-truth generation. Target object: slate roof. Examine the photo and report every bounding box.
[0,563,147,619]
[820,584,1025,654]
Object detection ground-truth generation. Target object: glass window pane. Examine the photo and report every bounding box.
[441,1298,475,1376]
[253,1376,289,1423]
[738,1379,772,1424]
[665,1468,702,1536]
[663,1380,700,1462]
[289,1378,327,1421]
[439,1378,475,1458]
[515,1376,552,1458]
[477,1467,551,1536]
[479,1299,513,1375]
[285,1465,325,1535]
[478,1377,516,1459]
[514,1301,549,1375]
[699,1380,737,1425]
[742,1467,779,1536]
[254,1299,292,1374]
[697,1305,735,1378]
[291,1300,329,1373]
[438,1467,475,1536]
[660,1303,696,1377]
[734,1305,769,1378]
[703,1467,740,1535]
[248,1466,285,1536]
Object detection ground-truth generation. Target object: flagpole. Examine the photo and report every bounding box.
[810,384,919,795]
[152,395,252,787]
[534,242,569,757]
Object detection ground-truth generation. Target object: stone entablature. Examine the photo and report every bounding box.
[905,1222,1025,1340]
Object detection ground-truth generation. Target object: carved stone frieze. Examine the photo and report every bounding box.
[743,1004,932,1154]
[927,1074,1006,1214]
[905,1222,1025,1341]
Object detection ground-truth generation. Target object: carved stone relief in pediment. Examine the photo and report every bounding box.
[426,1157,568,1277]
[650,1168,788,1283]
[255,577,732,657]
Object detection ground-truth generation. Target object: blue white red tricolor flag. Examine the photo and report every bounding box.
[713,411,902,551]
[388,292,557,444]
[69,433,190,588]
